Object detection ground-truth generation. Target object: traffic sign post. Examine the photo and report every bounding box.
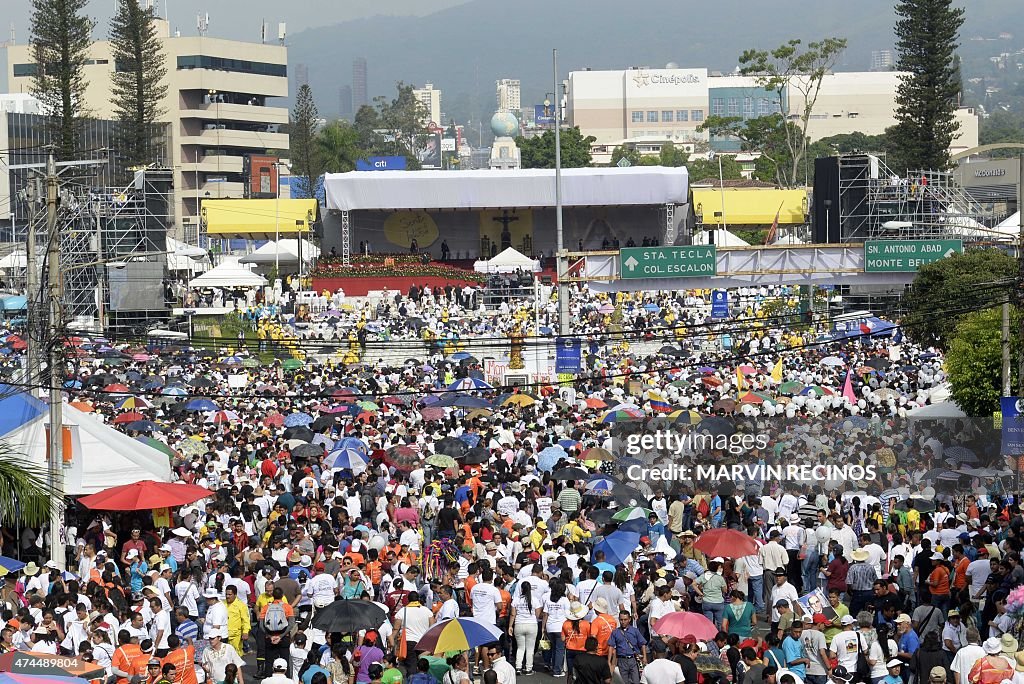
[619,245,717,279]
[863,239,963,272]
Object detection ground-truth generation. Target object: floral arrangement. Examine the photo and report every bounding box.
[1006,585,1024,616]
[314,257,486,283]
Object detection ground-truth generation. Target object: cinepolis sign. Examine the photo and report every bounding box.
[632,71,702,88]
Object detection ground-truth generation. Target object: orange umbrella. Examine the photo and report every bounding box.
[113,411,144,424]
[69,401,94,412]
[584,398,607,409]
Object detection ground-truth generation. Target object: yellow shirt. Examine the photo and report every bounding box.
[224,599,250,637]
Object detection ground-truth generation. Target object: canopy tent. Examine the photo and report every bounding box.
[992,211,1021,240]
[200,199,317,239]
[188,257,268,288]
[238,239,321,265]
[691,188,807,226]
[165,236,209,273]
[692,229,750,247]
[0,389,171,495]
[907,399,968,421]
[473,247,541,274]
[0,250,26,269]
[324,167,689,212]
[771,233,808,245]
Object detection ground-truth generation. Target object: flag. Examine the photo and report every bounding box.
[736,367,745,392]
[765,201,784,244]
[842,369,857,404]
[859,319,875,336]
[771,359,783,383]
[649,391,671,413]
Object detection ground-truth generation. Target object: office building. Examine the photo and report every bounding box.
[295,63,309,88]
[496,79,521,114]
[339,85,353,120]
[353,57,368,109]
[413,83,442,125]
[871,50,894,71]
[1,16,289,243]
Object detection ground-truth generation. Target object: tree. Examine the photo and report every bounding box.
[0,443,60,527]
[902,249,1015,349]
[373,83,429,165]
[353,104,382,153]
[109,0,167,168]
[889,0,965,172]
[945,307,1018,416]
[701,37,847,188]
[610,145,641,167]
[658,142,688,167]
[290,84,323,199]
[515,127,595,169]
[30,0,95,160]
[980,110,1024,150]
[317,120,361,174]
[686,155,744,183]
[817,132,891,155]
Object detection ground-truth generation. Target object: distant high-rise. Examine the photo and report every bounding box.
[295,63,309,88]
[339,85,353,120]
[871,50,893,71]
[353,58,368,109]
[496,78,521,114]
[413,83,442,125]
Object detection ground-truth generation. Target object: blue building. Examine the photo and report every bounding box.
[707,80,785,152]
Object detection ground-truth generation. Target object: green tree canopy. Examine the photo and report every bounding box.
[979,110,1024,151]
[515,127,595,169]
[687,155,744,183]
[317,120,361,174]
[610,145,641,167]
[110,0,167,169]
[290,84,323,198]
[945,306,1019,416]
[889,0,965,172]
[902,248,1015,349]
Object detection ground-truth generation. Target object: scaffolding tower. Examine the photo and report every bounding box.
[835,154,997,242]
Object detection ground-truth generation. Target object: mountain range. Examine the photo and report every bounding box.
[287,0,1024,128]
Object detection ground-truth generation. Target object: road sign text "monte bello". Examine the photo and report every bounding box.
[863,239,963,273]
[619,245,717,279]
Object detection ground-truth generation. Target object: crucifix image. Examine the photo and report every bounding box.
[493,210,519,250]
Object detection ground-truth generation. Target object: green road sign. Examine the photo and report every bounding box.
[619,245,717,279]
[863,239,963,272]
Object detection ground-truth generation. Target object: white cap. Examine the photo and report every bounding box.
[126,549,139,559]
[840,615,856,625]
[273,659,288,671]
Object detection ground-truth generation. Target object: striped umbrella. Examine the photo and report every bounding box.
[326,448,369,471]
[415,617,503,654]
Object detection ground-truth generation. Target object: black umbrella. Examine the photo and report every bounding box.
[189,377,215,388]
[696,416,736,437]
[311,599,387,633]
[405,358,422,365]
[893,498,937,513]
[587,508,616,525]
[436,437,467,458]
[551,467,589,481]
[311,416,338,432]
[658,345,685,358]
[461,447,489,465]
[291,443,324,460]
[866,358,890,370]
[283,426,315,442]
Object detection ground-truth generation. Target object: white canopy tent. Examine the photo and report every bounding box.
[0,392,171,495]
[906,399,968,421]
[189,257,267,288]
[238,239,321,266]
[165,236,209,273]
[0,250,26,269]
[692,229,750,247]
[473,247,542,274]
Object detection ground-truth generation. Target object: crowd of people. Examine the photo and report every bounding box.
[0,284,1011,684]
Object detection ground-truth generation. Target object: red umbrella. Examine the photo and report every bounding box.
[113,411,145,424]
[692,528,759,558]
[653,611,719,640]
[78,480,213,510]
[263,413,284,427]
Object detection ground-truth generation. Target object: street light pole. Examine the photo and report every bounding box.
[554,48,568,338]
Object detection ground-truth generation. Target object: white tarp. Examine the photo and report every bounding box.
[239,239,321,265]
[189,257,268,288]
[693,229,750,247]
[324,167,690,211]
[166,236,209,273]
[0,250,26,269]
[474,247,542,274]
[1,395,171,495]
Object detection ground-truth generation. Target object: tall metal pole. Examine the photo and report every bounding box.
[1018,153,1024,399]
[25,179,39,384]
[718,155,727,232]
[274,162,281,299]
[1004,298,1012,397]
[554,48,568,337]
[45,152,65,568]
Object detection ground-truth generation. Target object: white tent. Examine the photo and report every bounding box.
[693,229,750,247]
[771,234,807,246]
[166,236,209,273]
[907,400,968,421]
[0,250,26,269]
[0,391,171,495]
[473,247,542,274]
[189,257,267,288]
[238,239,321,265]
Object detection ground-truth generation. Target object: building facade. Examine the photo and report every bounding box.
[353,58,368,110]
[413,83,442,125]
[496,79,521,114]
[2,17,289,243]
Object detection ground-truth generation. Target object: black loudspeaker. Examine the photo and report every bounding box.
[812,157,840,244]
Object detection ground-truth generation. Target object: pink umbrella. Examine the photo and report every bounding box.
[653,611,719,641]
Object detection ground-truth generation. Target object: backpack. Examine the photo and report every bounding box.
[264,601,289,632]
[361,491,376,517]
[854,635,872,684]
[697,497,711,519]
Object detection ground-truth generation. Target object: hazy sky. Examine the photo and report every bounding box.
[5,0,470,44]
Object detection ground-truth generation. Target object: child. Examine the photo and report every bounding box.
[883,659,903,684]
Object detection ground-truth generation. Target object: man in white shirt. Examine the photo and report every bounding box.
[149,599,173,656]
[436,585,460,621]
[263,658,293,684]
[307,568,338,609]
[202,589,228,638]
[641,656,684,684]
[769,572,799,626]
[829,616,859,673]
[829,517,858,562]
[470,568,504,670]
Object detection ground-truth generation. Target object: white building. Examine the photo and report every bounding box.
[413,83,442,125]
[496,79,521,114]
[1,17,289,243]
[0,93,40,114]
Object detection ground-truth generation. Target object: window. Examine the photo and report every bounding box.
[758,98,772,116]
[647,111,658,123]
[631,111,643,123]
[692,110,704,122]
[177,55,287,77]
[727,98,740,116]
[13,64,38,77]
[743,98,754,118]
[676,110,688,122]
[662,110,673,122]
[710,98,724,116]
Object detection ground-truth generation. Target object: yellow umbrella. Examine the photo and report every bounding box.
[503,394,536,408]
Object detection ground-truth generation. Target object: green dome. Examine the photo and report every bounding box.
[490,111,520,138]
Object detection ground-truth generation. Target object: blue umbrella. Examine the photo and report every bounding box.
[643,303,661,313]
[284,412,314,427]
[592,530,641,566]
[559,439,580,450]
[312,434,335,450]
[326,448,369,470]
[437,395,492,409]
[537,445,568,472]
[944,446,978,466]
[458,433,481,448]
[447,352,473,361]
[336,437,369,455]
[63,379,82,389]
[126,420,160,433]
[585,478,615,494]
[447,377,493,391]
[142,381,164,391]
[184,398,217,411]
[0,556,25,573]
[162,386,187,397]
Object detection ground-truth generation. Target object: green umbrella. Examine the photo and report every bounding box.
[176,438,206,457]
[425,454,458,470]
[612,506,653,522]
[242,358,260,368]
[282,358,303,371]
[137,436,177,459]
[778,381,804,395]
[358,400,380,412]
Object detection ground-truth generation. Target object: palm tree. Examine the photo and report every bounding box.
[0,441,59,527]
[317,120,361,173]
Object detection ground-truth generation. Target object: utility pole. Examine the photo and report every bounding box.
[44,151,65,568]
[553,48,568,338]
[24,178,40,384]
[1019,153,1024,399]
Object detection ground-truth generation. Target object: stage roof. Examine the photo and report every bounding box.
[201,199,317,239]
[323,167,689,212]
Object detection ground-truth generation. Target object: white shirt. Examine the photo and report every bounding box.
[489,656,517,684]
[202,642,245,682]
[642,658,685,684]
[150,609,172,649]
[437,598,460,621]
[770,582,799,623]
[470,581,503,625]
[307,572,338,607]
[203,601,228,637]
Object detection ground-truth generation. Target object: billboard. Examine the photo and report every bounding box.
[535,103,556,126]
[355,156,408,171]
[247,154,279,198]
[416,133,442,169]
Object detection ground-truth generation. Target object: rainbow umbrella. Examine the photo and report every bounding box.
[668,409,702,425]
[415,617,503,654]
[600,407,644,423]
[115,396,150,410]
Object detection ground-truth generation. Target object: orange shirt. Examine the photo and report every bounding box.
[259,599,296,619]
[498,589,511,618]
[162,646,198,684]
[468,475,483,503]
[366,561,383,586]
[591,614,617,656]
[953,557,970,590]
[113,644,149,684]
[464,577,477,610]
[929,565,951,595]
[562,619,592,652]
